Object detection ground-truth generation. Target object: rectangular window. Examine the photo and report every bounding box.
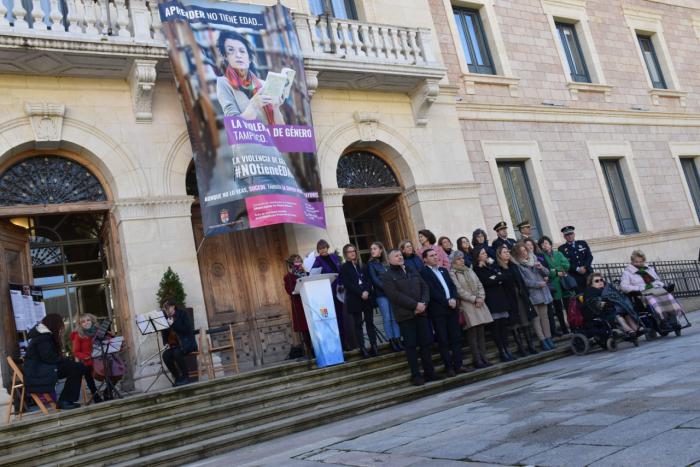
[680,158,700,220]
[637,35,666,89]
[600,159,639,234]
[309,0,358,19]
[453,7,495,75]
[497,162,543,239]
[555,22,590,83]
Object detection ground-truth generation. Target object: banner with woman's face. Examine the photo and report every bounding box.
[160,0,325,235]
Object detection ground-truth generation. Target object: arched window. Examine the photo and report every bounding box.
[0,156,107,206]
[336,151,399,189]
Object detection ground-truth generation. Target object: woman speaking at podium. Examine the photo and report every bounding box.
[161,300,197,386]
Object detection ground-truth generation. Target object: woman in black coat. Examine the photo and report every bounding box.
[23,313,85,410]
[339,243,377,357]
[494,245,539,357]
[472,246,514,362]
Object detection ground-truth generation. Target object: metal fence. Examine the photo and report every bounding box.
[594,261,700,298]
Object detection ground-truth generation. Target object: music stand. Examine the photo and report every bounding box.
[136,310,172,391]
[92,333,124,400]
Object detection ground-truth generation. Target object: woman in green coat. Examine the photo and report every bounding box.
[539,236,572,334]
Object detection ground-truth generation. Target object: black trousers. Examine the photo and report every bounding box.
[349,307,377,349]
[431,312,463,371]
[57,359,85,403]
[162,347,188,380]
[398,315,434,378]
[81,365,98,394]
[489,318,510,352]
[552,298,570,333]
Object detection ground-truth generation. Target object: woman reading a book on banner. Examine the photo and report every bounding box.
[216,30,286,124]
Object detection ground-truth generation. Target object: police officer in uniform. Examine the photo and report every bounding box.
[491,221,516,251]
[557,226,593,293]
[516,220,532,240]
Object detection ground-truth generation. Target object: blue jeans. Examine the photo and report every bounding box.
[376,296,400,339]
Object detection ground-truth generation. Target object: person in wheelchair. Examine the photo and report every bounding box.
[583,273,642,339]
[620,250,683,332]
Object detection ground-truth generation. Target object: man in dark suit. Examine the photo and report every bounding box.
[557,226,593,293]
[492,221,516,251]
[382,249,438,386]
[420,249,466,377]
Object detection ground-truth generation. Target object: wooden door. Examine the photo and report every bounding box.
[0,221,31,388]
[191,207,291,371]
[380,200,409,249]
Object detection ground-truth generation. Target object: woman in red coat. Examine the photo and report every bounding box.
[284,254,312,356]
[70,313,103,402]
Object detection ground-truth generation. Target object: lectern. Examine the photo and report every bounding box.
[293,273,344,367]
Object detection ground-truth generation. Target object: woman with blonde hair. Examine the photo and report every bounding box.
[70,313,103,402]
[620,250,684,332]
[450,251,493,368]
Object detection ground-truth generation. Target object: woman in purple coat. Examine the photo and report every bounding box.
[311,239,349,350]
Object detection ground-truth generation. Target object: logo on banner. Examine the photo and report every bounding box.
[320,307,328,318]
[219,208,230,225]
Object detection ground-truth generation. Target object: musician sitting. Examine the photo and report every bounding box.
[161,299,197,386]
[24,314,85,410]
[69,313,103,403]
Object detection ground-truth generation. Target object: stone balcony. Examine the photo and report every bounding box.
[0,3,445,124]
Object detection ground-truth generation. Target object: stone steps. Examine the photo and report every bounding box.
[0,338,571,466]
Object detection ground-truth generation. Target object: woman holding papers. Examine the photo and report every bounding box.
[216,30,286,124]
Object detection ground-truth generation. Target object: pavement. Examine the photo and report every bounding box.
[189,311,700,467]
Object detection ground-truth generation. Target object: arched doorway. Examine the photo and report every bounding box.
[0,154,124,389]
[337,150,412,260]
[186,163,292,371]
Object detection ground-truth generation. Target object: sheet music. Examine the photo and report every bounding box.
[92,336,124,357]
[136,310,170,334]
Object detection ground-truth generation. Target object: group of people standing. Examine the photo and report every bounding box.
[284,220,597,386]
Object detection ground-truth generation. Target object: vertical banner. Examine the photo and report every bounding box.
[160,0,326,235]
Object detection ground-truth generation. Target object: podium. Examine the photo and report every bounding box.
[293,273,344,367]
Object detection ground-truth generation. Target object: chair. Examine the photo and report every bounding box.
[185,329,207,381]
[205,324,240,379]
[5,356,59,424]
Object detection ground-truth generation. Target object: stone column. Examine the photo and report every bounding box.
[405,182,486,241]
[285,188,350,257]
[112,195,206,392]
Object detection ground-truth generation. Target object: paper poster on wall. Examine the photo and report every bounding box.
[160,0,325,236]
[9,284,45,332]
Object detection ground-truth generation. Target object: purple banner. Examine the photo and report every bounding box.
[161,1,325,235]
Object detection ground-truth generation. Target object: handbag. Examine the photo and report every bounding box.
[561,274,578,291]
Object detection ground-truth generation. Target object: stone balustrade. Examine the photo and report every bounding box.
[0,0,162,42]
[295,13,437,67]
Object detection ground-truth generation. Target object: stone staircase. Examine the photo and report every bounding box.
[0,338,571,466]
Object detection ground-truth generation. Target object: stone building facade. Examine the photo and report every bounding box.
[0,0,699,397]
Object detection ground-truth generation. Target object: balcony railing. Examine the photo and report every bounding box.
[295,13,444,93]
[297,14,436,66]
[0,0,162,43]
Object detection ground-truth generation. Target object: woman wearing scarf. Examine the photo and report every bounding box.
[70,313,104,403]
[284,254,312,356]
[620,250,683,331]
[513,242,555,351]
[312,239,349,351]
[584,273,641,337]
[216,30,285,124]
[449,251,493,368]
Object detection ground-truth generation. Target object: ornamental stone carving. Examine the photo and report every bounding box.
[128,59,158,123]
[305,69,319,98]
[352,111,380,142]
[24,102,65,149]
[410,78,440,127]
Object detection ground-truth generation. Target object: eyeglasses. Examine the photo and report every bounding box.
[593,279,604,284]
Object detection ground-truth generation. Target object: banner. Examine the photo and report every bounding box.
[160,0,325,235]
